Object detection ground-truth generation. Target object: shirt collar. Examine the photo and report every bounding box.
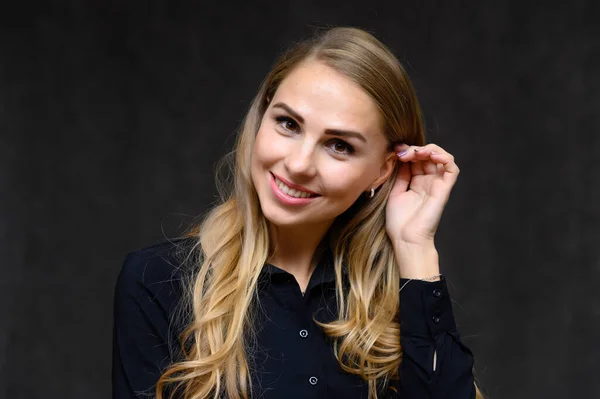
[260,246,341,288]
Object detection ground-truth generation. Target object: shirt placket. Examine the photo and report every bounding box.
[287,279,328,398]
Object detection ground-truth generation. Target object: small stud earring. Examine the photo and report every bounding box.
[366,188,375,198]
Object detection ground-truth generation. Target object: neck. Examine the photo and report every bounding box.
[267,221,331,281]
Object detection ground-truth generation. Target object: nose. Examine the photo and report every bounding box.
[284,140,317,179]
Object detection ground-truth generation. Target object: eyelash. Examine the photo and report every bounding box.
[274,116,356,155]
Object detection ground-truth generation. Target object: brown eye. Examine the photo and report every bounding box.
[275,116,298,132]
[330,140,355,155]
[274,115,355,156]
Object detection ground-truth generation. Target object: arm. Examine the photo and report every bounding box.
[112,251,174,398]
[381,141,477,397]
[396,276,475,399]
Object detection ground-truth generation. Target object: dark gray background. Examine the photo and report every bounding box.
[1,1,598,398]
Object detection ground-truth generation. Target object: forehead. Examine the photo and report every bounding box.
[272,61,384,140]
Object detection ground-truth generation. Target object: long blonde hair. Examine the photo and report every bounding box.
[157,26,484,399]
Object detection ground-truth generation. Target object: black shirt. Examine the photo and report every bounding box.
[112,239,475,398]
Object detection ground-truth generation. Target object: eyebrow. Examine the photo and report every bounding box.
[272,102,368,143]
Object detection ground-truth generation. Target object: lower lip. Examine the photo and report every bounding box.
[270,174,319,206]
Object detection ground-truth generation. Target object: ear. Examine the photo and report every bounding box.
[371,151,397,190]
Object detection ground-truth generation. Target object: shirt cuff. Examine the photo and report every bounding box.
[399,275,457,337]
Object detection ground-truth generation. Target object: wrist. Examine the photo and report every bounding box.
[393,242,440,279]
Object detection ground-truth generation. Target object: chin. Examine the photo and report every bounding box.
[260,206,302,227]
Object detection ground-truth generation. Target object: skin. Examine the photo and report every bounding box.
[250,60,460,291]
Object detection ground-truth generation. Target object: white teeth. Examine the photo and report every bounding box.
[274,177,314,198]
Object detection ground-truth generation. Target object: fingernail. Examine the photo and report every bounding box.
[397,150,408,157]
[414,147,421,152]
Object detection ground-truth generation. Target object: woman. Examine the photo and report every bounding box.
[112,27,483,398]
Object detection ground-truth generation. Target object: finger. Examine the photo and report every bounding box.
[422,159,438,175]
[396,145,459,190]
[436,163,445,177]
[390,161,411,195]
[394,144,412,160]
[411,145,456,176]
[421,143,450,156]
[393,142,409,153]
[398,146,432,176]
[416,148,446,175]
[430,151,460,184]
[399,143,451,163]
[410,155,425,175]
[396,145,424,163]
[396,146,425,177]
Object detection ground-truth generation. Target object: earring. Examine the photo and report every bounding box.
[366,188,375,198]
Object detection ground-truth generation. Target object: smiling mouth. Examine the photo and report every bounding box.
[271,174,320,198]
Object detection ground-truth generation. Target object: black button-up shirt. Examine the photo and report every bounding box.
[112,240,475,398]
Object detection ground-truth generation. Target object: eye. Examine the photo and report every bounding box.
[329,140,355,156]
[274,115,356,156]
[274,116,299,132]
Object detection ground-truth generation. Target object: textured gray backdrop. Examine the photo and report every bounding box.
[1,1,598,398]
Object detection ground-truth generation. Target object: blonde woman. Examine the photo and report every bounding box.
[112,26,483,399]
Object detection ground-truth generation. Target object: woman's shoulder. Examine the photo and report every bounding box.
[114,236,197,313]
[113,238,197,389]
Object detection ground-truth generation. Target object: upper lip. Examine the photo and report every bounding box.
[271,173,320,195]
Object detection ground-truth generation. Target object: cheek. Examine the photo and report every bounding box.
[323,166,369,198]
[253,127,285,166]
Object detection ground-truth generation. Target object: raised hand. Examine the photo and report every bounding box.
[385,143,460,278]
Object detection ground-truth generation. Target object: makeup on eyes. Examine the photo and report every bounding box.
[273,115,357,155]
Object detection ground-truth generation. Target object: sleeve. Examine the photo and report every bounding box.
[112,252,173,399]
[395,276,476,399]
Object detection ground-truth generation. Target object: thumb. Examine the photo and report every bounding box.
[390,162,411,196]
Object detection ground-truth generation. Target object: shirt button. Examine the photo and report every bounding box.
[299,329,309,338]
[433,288,442,298]
[432,315,441,324]
[309,376,318,385]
